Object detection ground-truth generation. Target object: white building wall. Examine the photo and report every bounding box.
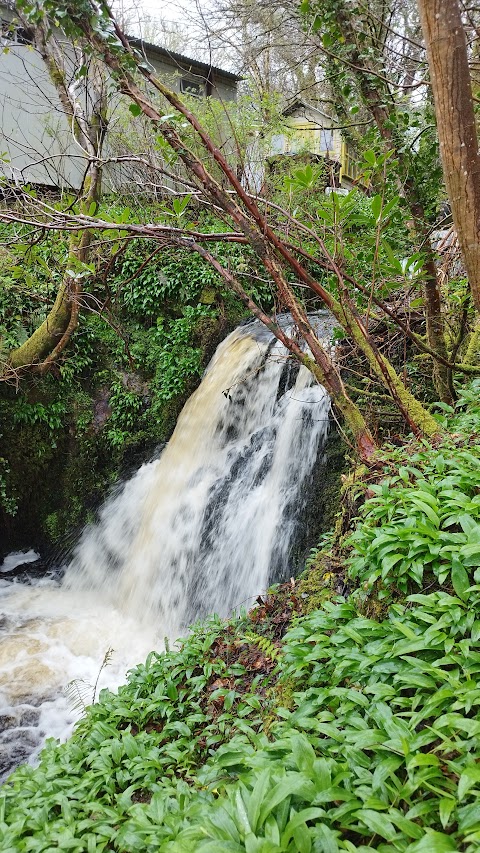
[143,51,237,103]
[0,41,85,187]
[0,29,238,189]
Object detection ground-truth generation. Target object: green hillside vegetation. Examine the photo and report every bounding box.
[2,0,480,847]
[0,213,247,551]
[2,389,480,852]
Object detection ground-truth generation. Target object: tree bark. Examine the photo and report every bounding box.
[418,0,480,316]
[5,21,105,374]
[320,1,453,403]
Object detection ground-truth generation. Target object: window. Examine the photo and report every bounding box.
[1,19,32,45]
[180,78,203,97]
[320,128,333,151]
[288,127,316,154]
[270,134,285,155]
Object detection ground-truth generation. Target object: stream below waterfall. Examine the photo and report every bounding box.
[0,316,332,782]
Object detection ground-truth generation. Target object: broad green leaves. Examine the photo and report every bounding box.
[283,164,323,191]
[4,584,480,850]
[4,391,480,851]
[347,408,480,595]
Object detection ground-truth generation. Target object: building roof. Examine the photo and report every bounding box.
[129,38,242,83]
[283,98,333,123]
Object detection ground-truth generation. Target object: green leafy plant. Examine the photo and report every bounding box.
[12,400,66,433]
[347,390,480,597]
[5,588,480,851]
[244,631,282,662]
[104,379,144,449]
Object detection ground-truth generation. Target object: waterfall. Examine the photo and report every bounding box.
[0,316,332,781]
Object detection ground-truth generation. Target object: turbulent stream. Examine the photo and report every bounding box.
[0,316,332,781]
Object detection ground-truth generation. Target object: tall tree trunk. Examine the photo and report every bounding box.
[418,0,480,317]
[320,1,453,403]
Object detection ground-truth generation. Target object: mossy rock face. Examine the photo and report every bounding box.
[0,385,108,557]
[297,563,339,614]
[0,309,241,558]
[308,423,346,537]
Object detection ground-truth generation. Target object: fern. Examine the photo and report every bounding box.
[64,678,92,714]
[64,647,114,713]
[12,321,29,346]
[92,647,114,703]
[30,309,47,327]
[244,631,282,662]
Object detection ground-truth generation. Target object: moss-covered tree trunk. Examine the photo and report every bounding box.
[5,20,105,374]
[8,282,71,370]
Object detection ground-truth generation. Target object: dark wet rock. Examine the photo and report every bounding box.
[9,729,39,748]
[0,738,40,783]
[14,693,52,709]
[92,386,111,431]
[0,557,44,578]
[19,707,41,727]
[0,714,17,732]
[0,558,62,585]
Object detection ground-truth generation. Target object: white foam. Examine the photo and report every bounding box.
[1,550,40,573]
[0,581,159,781]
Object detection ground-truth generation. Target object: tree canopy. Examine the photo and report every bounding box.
[1,0,480,459]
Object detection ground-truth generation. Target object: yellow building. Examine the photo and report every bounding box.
[269,99,362,189]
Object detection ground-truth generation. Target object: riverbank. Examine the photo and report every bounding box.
[2,383,479,851]
[0,318,342,786]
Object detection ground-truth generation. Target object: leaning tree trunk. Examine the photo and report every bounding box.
[8,280,72,371]
[7,179,101,374]
[73,7,443,444]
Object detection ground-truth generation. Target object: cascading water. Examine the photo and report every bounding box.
[0,316,332,781]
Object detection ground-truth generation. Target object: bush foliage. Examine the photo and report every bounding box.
[348,383,480,598]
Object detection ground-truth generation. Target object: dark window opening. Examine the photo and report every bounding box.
[1,19,33,44]
[180,78,203,96]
